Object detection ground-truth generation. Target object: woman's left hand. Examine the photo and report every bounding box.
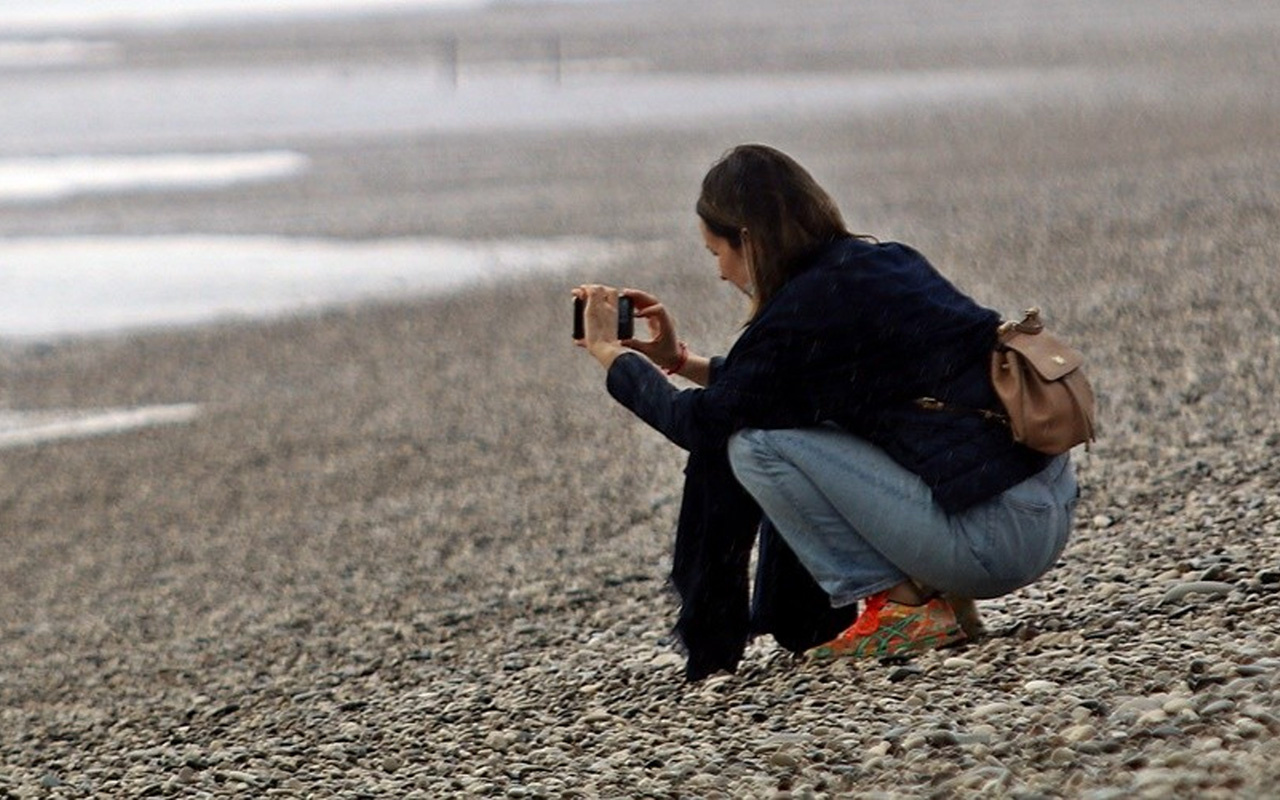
[618,288,682,370]
[572,284,627,368]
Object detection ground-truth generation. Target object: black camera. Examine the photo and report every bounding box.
[574,295,633,340]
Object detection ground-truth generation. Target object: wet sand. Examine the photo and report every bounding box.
[3,1,1280,796]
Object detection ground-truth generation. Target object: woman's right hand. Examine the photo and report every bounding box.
[620,288,682,371]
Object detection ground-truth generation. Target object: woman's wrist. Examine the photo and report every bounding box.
[664,341,690,375]
[589,341,627,369]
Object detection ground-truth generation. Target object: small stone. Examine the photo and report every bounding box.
[1112,696,1162,719]
[1235,718,1266,738]
[1092,515,1115,529]
[760,733,812,748]
[1222,676,1267,697]
[1199,699,1235,717]
[221,770,260,786]
[972,702,1014,718]
[1083,787,1129,800]
[1137,708,1169,726]
[769,752,800,768]
[1063,724,1096,744]
[888,665,922,683]
[1199,563,1230,581]
[1132,768,1177,791]
[900,733,928,751]
[1162,750,1194,768]
[1024,680,1059,694]
[1158,581,1235,605]
[650,652,684,669]
[1241,704,1279,726]
[943,657,976,669]
[1162,697,1194,715]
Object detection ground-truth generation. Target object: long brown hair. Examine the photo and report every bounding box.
[696,144,860,319]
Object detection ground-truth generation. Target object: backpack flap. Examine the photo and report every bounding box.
[999,330,1084,381]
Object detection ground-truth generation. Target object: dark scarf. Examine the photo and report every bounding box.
[671,446,857,681]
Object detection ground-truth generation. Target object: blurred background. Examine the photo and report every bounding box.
[4,0,1275,340]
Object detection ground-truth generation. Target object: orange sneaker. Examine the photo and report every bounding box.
[806,591,967,661]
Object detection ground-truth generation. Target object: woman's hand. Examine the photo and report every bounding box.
[619,288,682,371]
[572,284,627,369]
[574,284,712,385]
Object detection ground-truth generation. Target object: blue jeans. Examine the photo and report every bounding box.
[728,425,1077,607]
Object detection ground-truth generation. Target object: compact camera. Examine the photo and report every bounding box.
[573,295,634,340]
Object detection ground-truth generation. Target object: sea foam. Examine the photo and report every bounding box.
[0,151,309,203]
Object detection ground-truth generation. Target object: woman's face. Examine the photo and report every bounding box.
[700,220,752,295]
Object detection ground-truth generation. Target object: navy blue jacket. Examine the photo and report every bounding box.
[605,237,1049,679]
[608,237,1047,511]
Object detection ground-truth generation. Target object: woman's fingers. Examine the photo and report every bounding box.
[577,285,681,369]
[620,287,660,309]
[579,284,622,345]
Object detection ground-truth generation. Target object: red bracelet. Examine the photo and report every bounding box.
[664,341,689,375]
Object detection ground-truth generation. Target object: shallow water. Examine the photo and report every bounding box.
[0,46,1094,340]
[0,63,1090,156]
[0,404,201,449]
[0,235,632,340]
[0,151,308,203]
[0,0,489,33]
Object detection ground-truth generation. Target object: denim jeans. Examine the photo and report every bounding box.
[728,425,1077,607]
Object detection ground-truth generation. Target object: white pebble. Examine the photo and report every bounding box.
[1162,697,1194,715]
[1236,718,1266,738]
[1063,724,1097,743]
[1137,708,1169,726]
[972,702,1015,718]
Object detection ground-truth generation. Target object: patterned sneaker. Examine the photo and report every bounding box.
[806,591,967,661]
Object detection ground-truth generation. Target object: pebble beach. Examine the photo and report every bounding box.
[3,1,1280,797]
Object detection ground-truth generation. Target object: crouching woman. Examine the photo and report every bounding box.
[573,144,1078,680]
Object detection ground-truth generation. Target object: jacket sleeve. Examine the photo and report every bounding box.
[605,327,797,453]
[706,356,726,385]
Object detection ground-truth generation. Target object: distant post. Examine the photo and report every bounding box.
[443,35,459,89]
[547,35,562,86]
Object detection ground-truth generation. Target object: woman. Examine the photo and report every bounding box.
[574,144,1077,680]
